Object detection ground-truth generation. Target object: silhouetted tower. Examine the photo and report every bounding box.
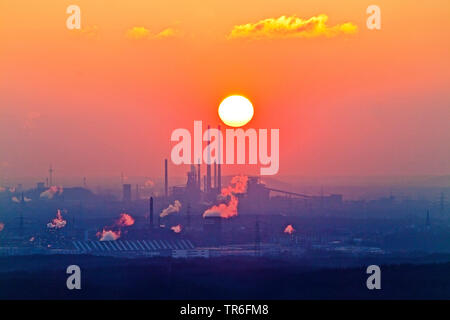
[206,126,211,192]
[214,161,217,190]
[197,160,201,190]
[149,197,154,228]
[217,125,222,193]
[164,159,168,198]
[49,164,53,186]
[123,184,132,202]
[135,184,140,201]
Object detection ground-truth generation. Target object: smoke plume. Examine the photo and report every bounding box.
[40,186,63,199]
[171,224,182,233]
[284,224,295,234]
[0,222,4,232]
[97,229,121,241]
[96,213,135,241]
[47,209,67,229]
[116,213,135,227]
[160,200,182,218]
[203,175,248,219]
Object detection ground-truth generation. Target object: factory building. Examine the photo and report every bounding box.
[71,239,195,256]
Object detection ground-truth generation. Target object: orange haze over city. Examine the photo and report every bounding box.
[0,0,449,184]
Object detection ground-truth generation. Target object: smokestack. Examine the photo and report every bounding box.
[135,184,140,201]
[206,126,211,193]
[197,160,201,190]
[122,184,132,202]
[214,161,217,190]
[218,125,222,192]
[49,164,53,187]
[164,159,168,198]
[149,197,154,228]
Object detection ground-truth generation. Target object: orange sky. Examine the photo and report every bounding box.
[0,0,449,184]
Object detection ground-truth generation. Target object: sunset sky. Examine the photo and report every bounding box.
[0,0,449,185]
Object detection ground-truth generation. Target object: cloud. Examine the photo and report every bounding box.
[127,26,150,40]
[155,27,180,39]
[228,14,358,39]
[126,27,180,40]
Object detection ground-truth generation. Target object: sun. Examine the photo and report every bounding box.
[218,95,254,127]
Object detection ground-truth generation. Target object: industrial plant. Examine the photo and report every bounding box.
[1,160,448,263]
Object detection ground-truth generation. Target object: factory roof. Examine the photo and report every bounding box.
[72,239,195,252]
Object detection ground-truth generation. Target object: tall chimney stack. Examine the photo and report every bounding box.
[206,126,211,192]
[164,159,168,198]
[217,125,222,193]
[49,164,53,187]
[214,161,217,190]
[197,160,201,190]
[149,197,154,228]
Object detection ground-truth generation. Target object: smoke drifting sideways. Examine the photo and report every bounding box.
[47,209,67,229]
[203,175,248,219]
[0,222,4,232]
[97,213,135,241]
[284,224,295,234]
[40,186,63,199]
[116,213,135,227]
[160,200,182,218]
[171,224,182,233]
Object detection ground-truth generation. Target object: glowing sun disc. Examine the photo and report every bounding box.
[218,95,254,127]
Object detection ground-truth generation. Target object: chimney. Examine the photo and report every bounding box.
[206,125,212,192]
[197,161,201,190]
[49,164,53,187]
[149,197,154,228]
[164,159,168,198]
[122,184,132,202]
[217,125,222,193]
[206,164,211,192]
[214,161,217,190]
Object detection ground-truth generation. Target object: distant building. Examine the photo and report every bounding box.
[122,184,132,202]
